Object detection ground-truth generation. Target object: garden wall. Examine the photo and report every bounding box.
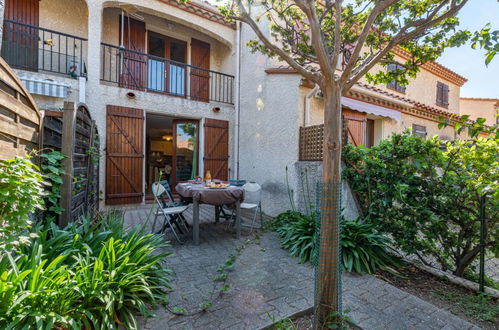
[294,161,361,220]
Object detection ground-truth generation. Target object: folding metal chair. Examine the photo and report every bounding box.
[226,182,263,232]
[151,181,189,243]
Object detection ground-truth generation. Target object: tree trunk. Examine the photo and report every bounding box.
[315,83,343,328]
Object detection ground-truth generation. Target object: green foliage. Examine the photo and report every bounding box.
[343,132,499,277]
[273,210,400,274]
[471,24,499,66]
[0,157,45,250]
[0,211,171,329]
[341,218,402,274]
[274,211,318,264]
[435,290,499,323]
[39,151,66,215]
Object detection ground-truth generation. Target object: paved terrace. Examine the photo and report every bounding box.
[124,206,480,330]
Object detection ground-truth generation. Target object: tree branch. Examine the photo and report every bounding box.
[340,0,399,84]
[344,0,469,92]
[232,0,321,83]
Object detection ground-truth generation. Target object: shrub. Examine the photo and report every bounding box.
[0,157,45,250]
[341,218,402,274]
[0,211,171,329]
[343,132,499,277]
[274,211,318,263]
[273,211,400,274]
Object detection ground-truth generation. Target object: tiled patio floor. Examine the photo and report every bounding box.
[124,205,480,330]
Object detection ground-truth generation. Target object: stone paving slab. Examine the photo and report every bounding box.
[125,206,480,330]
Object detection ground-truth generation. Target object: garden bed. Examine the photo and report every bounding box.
[375,265,499,330]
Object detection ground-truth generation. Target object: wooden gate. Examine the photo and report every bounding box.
[106,105,144,205]
[119,16,146,90]
[203,118,229,180]
[190,38,210,102]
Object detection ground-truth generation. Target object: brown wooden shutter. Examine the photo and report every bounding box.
[442,84,449,106]
[190,38,210,102]
[203,118,229,180]
[343,109,367,146]
[119,16,146,90]
[106,105,144,205]
[436,82,443,106]
[2,0,39,71]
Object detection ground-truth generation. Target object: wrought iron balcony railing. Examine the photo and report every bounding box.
[100,43,234,105]
[1,19,87,78]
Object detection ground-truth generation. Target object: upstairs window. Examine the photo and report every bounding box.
[436,82,450,107]
[412,124,427,138]
[387,63,406,93]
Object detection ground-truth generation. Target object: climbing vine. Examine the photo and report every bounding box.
[39,151,66,215]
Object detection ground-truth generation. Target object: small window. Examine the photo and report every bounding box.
[387,63,406,93]
[436,82,449,107]
[412,124,427,138]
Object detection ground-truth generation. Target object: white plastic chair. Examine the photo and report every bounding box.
[227,182,263,232]
[151,181,189,243]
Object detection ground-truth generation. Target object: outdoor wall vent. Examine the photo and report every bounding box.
[126,92,136,100]
[212,106,221,113]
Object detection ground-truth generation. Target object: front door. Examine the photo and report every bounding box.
[203,119,229,180]
[2,0,39,71]
[190,38,210,102]
[106,105,144,205]
[119,16,146,90]
[172,120,199,186]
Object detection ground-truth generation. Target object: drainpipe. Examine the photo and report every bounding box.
[304,84,319,126]
[234,21,242,179]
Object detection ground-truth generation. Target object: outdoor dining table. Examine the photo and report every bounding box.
[175,183,245,245]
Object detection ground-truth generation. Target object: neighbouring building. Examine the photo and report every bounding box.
[459,97,499,126]
[0,0,478,217]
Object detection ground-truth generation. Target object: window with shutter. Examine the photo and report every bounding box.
[436,82,449,107]
[387,63,406,93]
[412,124,427,138]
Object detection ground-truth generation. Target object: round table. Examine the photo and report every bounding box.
[176,183,245,245]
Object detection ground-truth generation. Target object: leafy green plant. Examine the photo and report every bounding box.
[0,211,171,329]
[39,151,66,215]
[275,211,318,263]
[343,132,499,277]
[0,156,45,250]
[341,218,402,274]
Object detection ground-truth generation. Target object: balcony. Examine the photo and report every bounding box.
[1,19,87,78]
[100,43,235,105]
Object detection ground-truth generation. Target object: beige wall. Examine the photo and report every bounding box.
[459,98,499,126]
[358,55,462,114]
[39,0,88,39]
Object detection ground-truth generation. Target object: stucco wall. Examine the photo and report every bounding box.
[39,0,88,39]
[460,98,498,126]
[238,23,302,216]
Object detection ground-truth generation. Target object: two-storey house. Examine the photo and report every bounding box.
[2,0,239,206]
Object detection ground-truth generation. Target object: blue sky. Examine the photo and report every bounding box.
[437,0,499,98]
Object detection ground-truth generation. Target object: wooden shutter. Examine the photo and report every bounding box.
[203,118,229,180]
[106,105,144,205]
[2,0,39,71]
[119,16,146,90]
[436,82,443,106]
[343,109,367,146]
[442,84,449,106]
[190,38,210,102]
[412,124,427,138]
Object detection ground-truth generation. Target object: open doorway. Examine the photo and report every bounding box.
[145,113,199,200]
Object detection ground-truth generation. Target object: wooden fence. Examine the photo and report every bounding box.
[299,124,325,161]
[0,57,41,159]
[42,102,100,226]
